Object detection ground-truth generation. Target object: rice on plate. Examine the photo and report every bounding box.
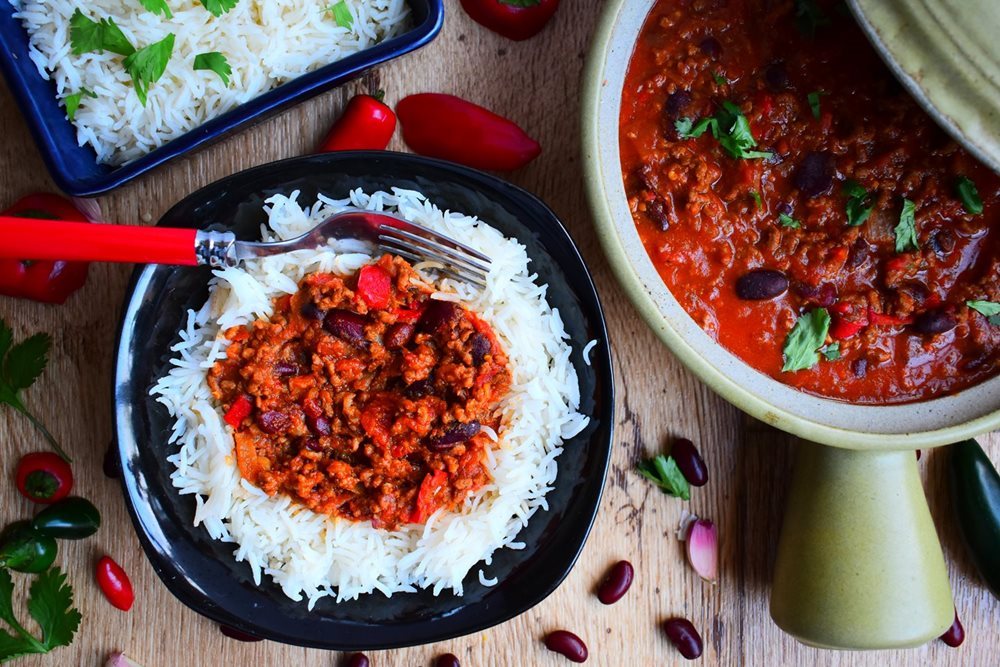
[8,0,409,165]
[151,187,591,607]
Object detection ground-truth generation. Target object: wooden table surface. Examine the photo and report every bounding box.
[1,2,998,665]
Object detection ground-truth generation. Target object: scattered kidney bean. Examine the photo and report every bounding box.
[939,611,964,647]
[273,361,300,377]
[698,36,721,58]
[344,652,370,667]
[436,653,460,667]
[428,421,481,451]
[300,301,325,321]
[95,555,134,611]
[470,333,491,365]
[846,237,871,269]
[544,630,588,663]
[324,309,367,343]
[735,269,788,301]
[851,358,868,378]
[307,414,332,436]
[794,151,834,198]
[671,438,708,486]
[257,410,291,435]
[597,560,634,605]
[913,309,957,335]
[663,91,692,120]
[405,379,433,398]
[220,625,263,642]
[419,300,460,333]
[384,322,416,350]
[763,62,790,91]
[664,618,703,659]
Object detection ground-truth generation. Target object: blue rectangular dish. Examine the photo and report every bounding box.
[0,0,443,197]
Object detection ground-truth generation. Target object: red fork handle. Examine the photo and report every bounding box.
[0,216,198,265]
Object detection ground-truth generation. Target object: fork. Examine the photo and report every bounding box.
[0,210,492,287]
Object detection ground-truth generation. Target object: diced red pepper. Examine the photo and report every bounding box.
[224,394,253,428]
[829,315,866,340]
[830,301,852,316]
[868,308,913,327]
[357,264,392,309]
[884,256,911,273]
[360,397,394,450]
[392,306,424,323]
[410,469,448,523]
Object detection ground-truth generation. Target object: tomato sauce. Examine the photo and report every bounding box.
[620,0,1000,403]
[208,255,510,529]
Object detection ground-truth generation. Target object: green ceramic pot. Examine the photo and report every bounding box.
[581,0,1000,650]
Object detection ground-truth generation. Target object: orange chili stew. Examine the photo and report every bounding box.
[208,255,510,529]
[620,0,1000,404]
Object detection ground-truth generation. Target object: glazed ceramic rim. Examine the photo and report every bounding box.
[581,0,1000,450]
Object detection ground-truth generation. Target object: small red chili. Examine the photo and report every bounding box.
[319,93,397,152]
[15,452,73,504]
[459,0,561,41]
[0,194,90,304]
[939,610,964,648]
[396,93,541,171]
[96,555,134,611]
[829,314,867,340]
[223,394,253,429]
[357,264,392,309]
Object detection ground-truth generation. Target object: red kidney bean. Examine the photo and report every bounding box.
[735,269,789,301]
[307,414,331,436]
[663,91,692,120]
[698,36,721,58]
[95,556,134,611]
[763,62,790,91]
[304,437,322,452]
[851,358,868,378]
[794,151,834,198]
[220,624,263,642]
[664,618,703,659]
[257,410,291,435]
[846,237,871,269]
[436,653,460,667]
[597,560,634,605]
[103,443,120,479]
[385,322,416,350]
[428,421,481,452]
[470,333,491,365]
[419,300,459,334]
[300,301,325,321]
[672,438,708,486]
[405,379,433,398]
[940,611,964,647]
[344,653,370,667]
[273,361,300,377]
[324,309,367,343]
[544,630,588,663]
[913,309,957,335]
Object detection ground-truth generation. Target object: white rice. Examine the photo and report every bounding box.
[8,0,410,165]
[150,188,591,607]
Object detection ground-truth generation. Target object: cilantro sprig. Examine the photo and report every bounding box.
[69,9,134,57]
[843,180,875,227]
[967,301,1000,326]
[782,307,831,372]
[807,90,825,119]
[955,176,983,215]
[139,0,173,18]
[778,212,801,229]
[64,88,97,122]
[193,52,232,86]
[637,455,690,500]
[329,0,354,29]
[675,100,773,160]
[0,320,69,461]
[199,0,239,17]
[894,198,919,253]
[122,34,176,106]
[0,567,81,662]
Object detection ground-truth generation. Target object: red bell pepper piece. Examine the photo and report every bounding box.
[829,316,866,340]
[392,306,424,323]
[0,194,89,304]
[459,0,560,41]
[396,93,541,171]
[357,264,392,309]
[223,394,253,428]
[319,93,397,152]
[868,308,913,327]
[410,469,448,523]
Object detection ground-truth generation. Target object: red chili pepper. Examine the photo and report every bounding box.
[410,469,448,523]
[357,264,392,309]
[0,194,90,304]
[319,94,397,152]
[829,315,866,340]
[868,308,913,327]
[15,452,73,504]
[459,0,560,41]
[95,555,134,611]
[396,94,541,171]
[223,394,253,429]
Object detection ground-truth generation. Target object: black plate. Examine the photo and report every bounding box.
[112,152,614,650]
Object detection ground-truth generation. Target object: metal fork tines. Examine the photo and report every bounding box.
[377,223,491,288]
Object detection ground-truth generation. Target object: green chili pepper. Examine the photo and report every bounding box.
[0,520,57,573]
[950,439,1000,599]
[32,497,101,539]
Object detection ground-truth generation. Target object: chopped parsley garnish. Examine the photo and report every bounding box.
[843,180,875,227]
[807,90,825,119]
[0,567,81,662]
[749,190,763,210]
[139,0,173,18]
[712,72,727,86]
[193,52,232,86]
[64,88,97,122]
[330,0,354,29]
[820,343,841,361]
[956,176,983,215]
[893,198,919,253]
[69,9,135,57]
[967,301,1000,325]
[123,34,175,106]
[637,455,690,500]
[675,100,772,160]
[778,212,801,229]
[782,307,831,372]
[795,0,829,37]
[199,0,239,17]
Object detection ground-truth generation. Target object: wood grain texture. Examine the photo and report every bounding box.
[1,2,998,665]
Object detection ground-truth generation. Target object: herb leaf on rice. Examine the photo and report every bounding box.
[193,52,232,86]
[139,0,173,18]
[199,0,240,17]
[69,9,135,57]
[122,34,176,106]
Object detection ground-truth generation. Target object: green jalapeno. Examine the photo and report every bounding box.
[31,497,101,539]
[0,520,57,573]
[951,439,1000,600]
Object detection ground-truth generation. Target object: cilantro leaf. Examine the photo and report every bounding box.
[193,52,231,86]
[782,308,830,372]
[821,343,841,361]
[843,179,875,227]
[64,88,97,122]
[675,116,714,139]
[0,628,39,661]
[330,0,354,29]
[122,34,175,106]
[749,190,763,210]
[967,300,1000,326]
[712,72,727,86]
[894,198,919,253]
[26,568,81,651]
[637,455,690,500]
[677,101,772,160]
[795,0,829,37]
[778,212,801,229]
[139,0,173,18]
[199,0,239,17]
[807,90,825,119]
[955,175,983,215]
[69,9,135,57]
